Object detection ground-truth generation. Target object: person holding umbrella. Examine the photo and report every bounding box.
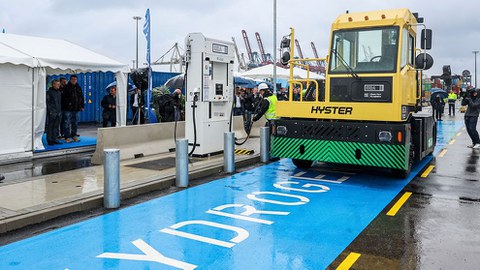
[432,95,445,121]
[461,88,480,148]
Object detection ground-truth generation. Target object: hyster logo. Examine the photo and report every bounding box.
[311,106,353,115]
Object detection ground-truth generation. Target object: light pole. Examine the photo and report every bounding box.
[133,16,142,69]
[473,50,479,88]
[273,0,277,94]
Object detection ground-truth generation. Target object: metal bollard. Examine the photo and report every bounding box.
[224,132,235,173]
[260,126,270,163]
[176,139,189,187]
[103,149,120,208]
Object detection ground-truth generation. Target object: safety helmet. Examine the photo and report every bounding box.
[258,82,269,91]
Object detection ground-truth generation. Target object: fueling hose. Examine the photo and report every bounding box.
[229,97,254,146]
[188,94,198,156]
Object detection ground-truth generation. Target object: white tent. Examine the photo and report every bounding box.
[240,64,291,80]
[0,33,129,163]
[292,67,325,80]
[240,64,324,80]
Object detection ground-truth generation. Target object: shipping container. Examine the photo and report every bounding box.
[47,71,180,123]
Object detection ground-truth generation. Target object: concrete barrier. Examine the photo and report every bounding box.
[92,117,265,164]
[231,115,266,139]
[232,116,247,139]
[249,117,267,137]
[91,122,185,164]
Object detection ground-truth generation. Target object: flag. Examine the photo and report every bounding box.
[143,8,153,122]
[143,8,151,65]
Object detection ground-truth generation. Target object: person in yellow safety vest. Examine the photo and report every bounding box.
[253,82,281,162]
[447,90,458,116]
[253,82,278,122]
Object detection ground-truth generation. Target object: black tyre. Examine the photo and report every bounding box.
[292,159,313,169]
[392,167,411,178]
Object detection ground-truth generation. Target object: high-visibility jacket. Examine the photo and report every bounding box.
[448,92,457,104]
[265,94,278,120]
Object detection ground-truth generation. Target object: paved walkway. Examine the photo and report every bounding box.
[0,138,261,233]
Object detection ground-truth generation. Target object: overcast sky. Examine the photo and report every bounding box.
[1,0,479,78]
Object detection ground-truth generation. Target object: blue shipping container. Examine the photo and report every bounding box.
[47,71,180,123]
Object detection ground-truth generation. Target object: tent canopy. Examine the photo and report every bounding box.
[0,42,35,66]
[240,64,324,80]
[0,33,129,74]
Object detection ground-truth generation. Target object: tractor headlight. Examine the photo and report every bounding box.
[378,131,392,142]
[276,126,288,136]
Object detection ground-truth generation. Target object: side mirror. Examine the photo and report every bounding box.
[415,53,434,70]
[421,29,432,50]
[280,38,290,49]
[281,52,291,65]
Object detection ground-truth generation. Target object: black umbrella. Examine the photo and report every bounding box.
[105,81,137,92]
[164,74,185,90]
[430,89,448,102]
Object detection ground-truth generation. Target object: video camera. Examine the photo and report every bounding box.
[468,88,478,94]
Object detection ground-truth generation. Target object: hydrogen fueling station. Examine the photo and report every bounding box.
[184,33,236,157]
[0,5,480,270]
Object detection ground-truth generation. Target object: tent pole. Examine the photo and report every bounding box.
[31,69,35,152]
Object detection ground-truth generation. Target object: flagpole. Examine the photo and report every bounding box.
[143,8,152,122]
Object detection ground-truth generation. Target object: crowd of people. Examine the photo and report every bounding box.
[46,75,84,145]
[45,76,480,151]
[232,83,318,132]
[430,87,480,149]
[45,77,186,146]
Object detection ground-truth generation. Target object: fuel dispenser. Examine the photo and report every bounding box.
[184,33,235,156]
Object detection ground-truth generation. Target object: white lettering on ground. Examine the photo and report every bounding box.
[206,204,290,225]
[247,191,309,205]
[160,220,249,248]
[97,239,197,270]
[291,173,350,184]
[274,181,330,193]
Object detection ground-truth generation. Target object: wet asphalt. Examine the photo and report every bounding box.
[328,126,480,269]
[1,118,479,269]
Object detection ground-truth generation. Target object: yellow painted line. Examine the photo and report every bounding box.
[386,192,412,216]
[438,149,448,158]
[457,132,462,137]
[420,165,435,178]
[449,139,456,145]
[336,252,361,270]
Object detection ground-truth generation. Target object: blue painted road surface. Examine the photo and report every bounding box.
[0,119,461,269]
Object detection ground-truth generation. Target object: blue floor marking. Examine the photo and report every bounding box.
[36,134,97,152]
[434,119,464,155]
[0,119,463,270]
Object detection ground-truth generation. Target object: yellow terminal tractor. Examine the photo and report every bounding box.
[272,9,435,177]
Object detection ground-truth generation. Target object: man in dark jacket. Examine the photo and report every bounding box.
[46,79,62,145]
[130,87,144,125]
[61,75,84,142]
[277,87,289,101]
[158,89,182,122]
[101,86,117,127]
[243,87,261,133]
[461,88,480,148]
[432,95,445,121]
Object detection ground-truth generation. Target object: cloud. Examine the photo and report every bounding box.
[1,0,479,76]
